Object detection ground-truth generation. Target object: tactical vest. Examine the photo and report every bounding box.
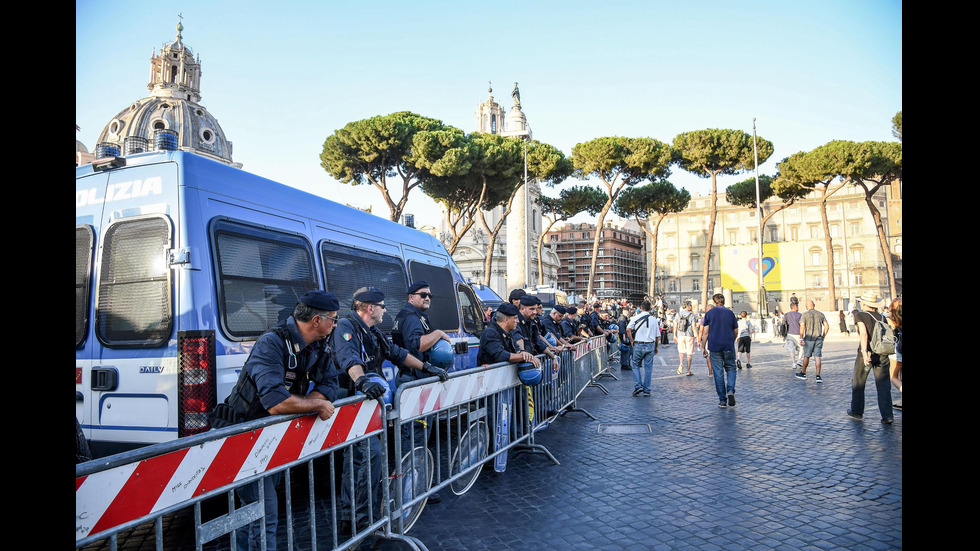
[210,324,329,427]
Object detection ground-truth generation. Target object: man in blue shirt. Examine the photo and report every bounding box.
[700,294,740,408]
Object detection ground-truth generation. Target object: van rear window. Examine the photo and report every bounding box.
[96,216,173,347]
[212,220,318,339]
[76,225,95,347]
[321,242,407,333]
[407,262,459,332]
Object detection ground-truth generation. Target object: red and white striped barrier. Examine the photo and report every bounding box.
[75,399,383,542]
[397,364,519,420]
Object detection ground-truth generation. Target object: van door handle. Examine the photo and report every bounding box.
[76,391,84,402]
[92,367,119,391]
[454,342,468,355]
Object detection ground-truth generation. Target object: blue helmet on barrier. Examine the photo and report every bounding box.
[517,362,543,386]
[428,339,455,369]
[361,373,392,405]
[544,333,558,347]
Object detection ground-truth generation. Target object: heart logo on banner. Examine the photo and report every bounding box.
[748,257,775,278]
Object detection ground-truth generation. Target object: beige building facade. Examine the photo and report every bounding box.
[650,183,901,314]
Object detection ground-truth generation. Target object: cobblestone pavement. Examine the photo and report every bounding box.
[407,336,902,551]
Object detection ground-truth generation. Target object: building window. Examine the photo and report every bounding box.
[809,248,822,265]
[790,226,799,241]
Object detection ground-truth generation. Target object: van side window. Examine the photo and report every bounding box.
[96,216,173,347]
[321,242,407,333]
[76,225,95,347]
[457,284,485,337]
[212,220,317,339]
[408,261,460,332]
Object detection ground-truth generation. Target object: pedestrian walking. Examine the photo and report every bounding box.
[700,294,739,408]
[795,300,830,382]
[847,291,895,425]
[626,300,660,397]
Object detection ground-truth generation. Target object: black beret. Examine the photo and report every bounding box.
[497,303,520,316]
[408,281,430,294]
[299,290,340,311]
[593,302,602,309]
[353,286,385,303]
[552,304,567,314]
[566,306,578,314]
[509,288,527,300]
[520,295,539,306]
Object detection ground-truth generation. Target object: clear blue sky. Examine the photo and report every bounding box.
[76,0,902,228]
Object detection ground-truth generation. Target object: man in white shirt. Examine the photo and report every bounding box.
[627,300,660,397]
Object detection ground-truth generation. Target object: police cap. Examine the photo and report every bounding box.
[497,303,520,316]
[299,290,340,311]
[566,306,578,315]
[519,295,540,306]
[509,289,527,301]
[552,304,567,314]
[407,281,430,295]
[353,286,385,303]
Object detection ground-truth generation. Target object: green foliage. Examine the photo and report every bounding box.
[673,128,773,178]
[319,111,458,220]
[613,180,691,220]
[809,140,902,186]
[420,132,524,214]
[892,111,902,141]
[539,185,607,221]
[725,175,774,207]
[571,136,674,186]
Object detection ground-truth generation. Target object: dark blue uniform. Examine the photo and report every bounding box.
[392,303,432,380]
[477,321,519,366]
[217,316,336,550]
[541,315,563,343]
[330,312,410,527]
[517,315,547,354]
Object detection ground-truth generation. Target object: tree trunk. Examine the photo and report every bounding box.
[860,183,898,299]
[636,214,665,297]
[537,217,559,286]
[819,190,836,310]
[700,171,719,311]
[586,202,612,299]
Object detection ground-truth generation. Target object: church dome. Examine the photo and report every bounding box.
[93,20,239,167]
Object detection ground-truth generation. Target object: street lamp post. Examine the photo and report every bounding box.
[752,118,765,317]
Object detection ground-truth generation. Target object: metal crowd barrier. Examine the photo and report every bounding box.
[76,336,611,551]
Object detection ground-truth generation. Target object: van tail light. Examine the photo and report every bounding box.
[178,331,217,437]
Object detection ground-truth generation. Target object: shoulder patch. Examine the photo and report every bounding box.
[342,332,352,341]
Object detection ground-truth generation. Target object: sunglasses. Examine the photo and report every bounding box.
[372,303,387,309]
[413,292,433,299]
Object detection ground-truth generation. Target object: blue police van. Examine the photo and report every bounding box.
[76,151,487,457]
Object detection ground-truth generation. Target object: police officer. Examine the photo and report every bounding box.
[561,306,585,343]
[518,295,559,362]
[478,303,541,368]
[391,280,452,503]
[331,286,447,534]
[210,290,340,551]
[541,304,571,349]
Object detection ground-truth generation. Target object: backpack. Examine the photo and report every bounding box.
[868,313,896,355]
[676,312,691,333]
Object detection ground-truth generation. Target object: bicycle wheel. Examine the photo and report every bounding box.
[389,446,434,533]
[449,420,489,495]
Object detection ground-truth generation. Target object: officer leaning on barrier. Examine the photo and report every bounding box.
[208,290,341,551]
[391,280,453,504]
[478,303,541,368]
[517,295,560,366]
[331,286,448,534]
